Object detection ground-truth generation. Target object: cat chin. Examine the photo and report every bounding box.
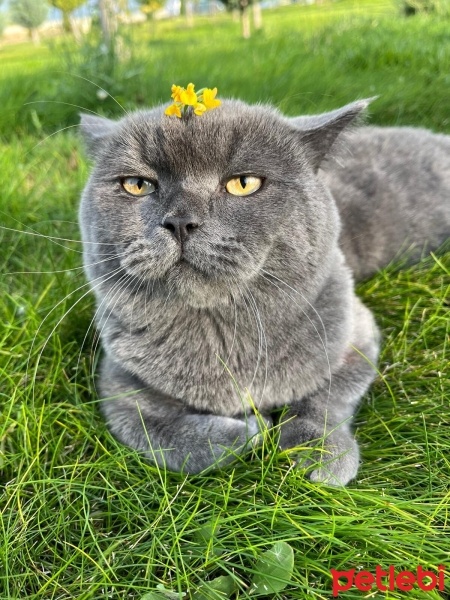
[167,263,234,308]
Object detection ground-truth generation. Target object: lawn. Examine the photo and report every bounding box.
[0,1,449,598]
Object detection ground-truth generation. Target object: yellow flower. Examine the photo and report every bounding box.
[202,87,221,110]
[180,83,198,106]
[164,103,182,118]
[193,103,207,116]
[171,84,183,103]
[165,83,221,118]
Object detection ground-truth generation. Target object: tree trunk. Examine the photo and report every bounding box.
[147,11,156,36]
[30,27,40,44]
[252,1,262,29]
[98,0,118,47]
[62,10,71,33]
[241,4,250,38]
[69,14,84,43]
[186,0,194,27]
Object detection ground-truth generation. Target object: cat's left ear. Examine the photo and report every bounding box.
[289,98,373,171]
[79,114,117,157]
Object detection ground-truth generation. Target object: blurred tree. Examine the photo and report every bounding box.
[401,0,450,14]
[49,0,86,33]
[137,0,164,20]
[218,0,262,37]
[98,0,118,46]
[0,0,5,38]
[10,0,49,42]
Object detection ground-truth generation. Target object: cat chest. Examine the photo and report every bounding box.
[105,306,335,416]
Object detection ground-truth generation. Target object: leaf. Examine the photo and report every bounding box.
[193,519,225,557]
[194,520,221,544]
[156,584,186,598]
[250,542,294,596]
[192,575,237,600]
[140,585,186,600]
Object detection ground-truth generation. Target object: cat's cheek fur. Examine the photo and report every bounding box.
[119,233,181,281]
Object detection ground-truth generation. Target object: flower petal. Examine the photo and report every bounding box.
[165,103,182,117]
[202,87,221,110]
[171,84,184,103]
[180,82,198,106]
[193,102,207,116]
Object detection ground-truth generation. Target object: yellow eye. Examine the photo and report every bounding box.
[225,176,262,197]
[121,177,156,197]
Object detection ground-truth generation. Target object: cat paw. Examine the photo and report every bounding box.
[179,413,272,473]
[308,436,359,486]
[279,419,359,486]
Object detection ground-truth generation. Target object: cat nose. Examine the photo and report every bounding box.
[162,215,200,245]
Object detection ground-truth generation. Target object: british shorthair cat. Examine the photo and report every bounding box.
[79,93,449,485]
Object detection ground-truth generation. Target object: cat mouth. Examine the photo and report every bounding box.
[174,255,209,277]
[168,256,235,308]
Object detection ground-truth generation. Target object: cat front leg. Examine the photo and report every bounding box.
[99,357,269,473]
[279,299,380,486]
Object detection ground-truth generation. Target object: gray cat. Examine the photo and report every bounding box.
[79,98,450,485]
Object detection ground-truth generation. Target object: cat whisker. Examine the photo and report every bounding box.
[126,272,149,337]
[33,219,120,233]
[4,252,125,277]
[87,273,137,384]
[258,268,332,402]
[0,225,81,254]
[5,247,125,275]
[26,124,82,155]
[53,71,129,116]
[260,267,329,348]
[144,272,157,329]
[223,268,266,407]
[217,283,239,377]
[0,223,119,251]
[24,100,107,119]
[163,282,177,310]
[74,271,131,387]
[28,265,125,398]
[241,280,269,409]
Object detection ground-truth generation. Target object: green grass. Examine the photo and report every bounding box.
[1,2,449,598]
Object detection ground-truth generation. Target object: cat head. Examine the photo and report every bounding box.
[79,99,369,308]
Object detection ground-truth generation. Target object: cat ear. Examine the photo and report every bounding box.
[290,99,373,171]
[79,114,117,157]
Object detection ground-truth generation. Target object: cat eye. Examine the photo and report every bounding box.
[121,177,156,197]
[226,176,262,197]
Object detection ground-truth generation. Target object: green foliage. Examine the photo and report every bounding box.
[50,0,86,9]
[10,0,49,32]
[0,0,5,36]
[0,13,6,37]
[140,542,294,598]
[1,2,450,599]
[193,576,237,599]
[250,542,294,596]
[400,0,450,15]
[217,0,252,13]
[136,0,165,15]
[141,584,187,598]
[49,0,87,32]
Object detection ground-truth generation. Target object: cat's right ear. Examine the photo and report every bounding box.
[289,99,374,171]
[79,114,117,157]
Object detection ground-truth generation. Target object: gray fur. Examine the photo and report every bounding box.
[79,99,449,485]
